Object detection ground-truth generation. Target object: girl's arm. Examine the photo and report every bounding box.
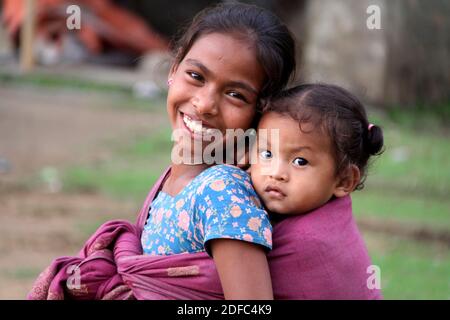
[210,239,273,300]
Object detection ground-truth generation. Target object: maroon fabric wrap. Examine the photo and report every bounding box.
[28,167,224,300]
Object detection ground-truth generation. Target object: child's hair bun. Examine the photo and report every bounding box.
[366,125,384,156]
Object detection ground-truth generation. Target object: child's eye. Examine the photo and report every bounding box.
[293,157,308,166]
[187,71,204,82]
[259,150,272,159]
[228,91,248,103]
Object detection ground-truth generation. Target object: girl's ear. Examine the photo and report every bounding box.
[333,164,360,198]
[168,62,179,80]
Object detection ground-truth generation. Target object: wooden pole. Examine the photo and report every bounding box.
[20,0,37,72]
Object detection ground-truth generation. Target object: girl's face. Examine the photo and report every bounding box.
[250,112,342,215]
[167,32,265,163]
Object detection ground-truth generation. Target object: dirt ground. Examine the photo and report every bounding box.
[0,84,166,299]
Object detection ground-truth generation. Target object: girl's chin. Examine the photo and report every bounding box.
[264,201,293,215]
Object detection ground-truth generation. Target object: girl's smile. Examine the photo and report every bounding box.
[167,32,265,160]
[180,111,219,141]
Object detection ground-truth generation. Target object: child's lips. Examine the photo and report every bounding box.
[264,185,286,199]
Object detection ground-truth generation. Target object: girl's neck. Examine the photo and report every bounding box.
[162,162,211,197]
[170,163,210,180]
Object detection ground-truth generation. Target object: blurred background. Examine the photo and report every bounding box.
[0,0,449,299]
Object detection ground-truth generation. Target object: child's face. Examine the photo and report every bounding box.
[250,112,341,215]
[167,32,265,161]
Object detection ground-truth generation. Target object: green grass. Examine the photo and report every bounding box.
[355,106,450,299]
[0,71,169,113]
[369,127,449,194]
[385,103,450,134]
[0,72,131,94]
[63,126,172,201]
[353,192,450,230]
[364,231,450,299]
[4,267,44,280]
[353,107,450,232]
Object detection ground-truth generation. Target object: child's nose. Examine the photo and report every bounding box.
[193,87,219,116]
[269,162,289,182]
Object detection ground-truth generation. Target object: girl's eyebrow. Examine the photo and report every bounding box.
[185,58,258,95]
[228,81,258,96]
[292,146,312,152]
[186,58,210,76]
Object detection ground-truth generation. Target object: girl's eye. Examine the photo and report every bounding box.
[187,71,203,82]
[259,150,272,159]
[293,157,308,166]
[228,91,248,103]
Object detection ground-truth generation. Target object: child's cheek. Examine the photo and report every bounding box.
[249,167,263,196]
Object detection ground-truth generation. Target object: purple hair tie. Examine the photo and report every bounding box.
[368,123,374,130]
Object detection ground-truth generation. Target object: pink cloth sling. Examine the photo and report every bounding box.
[28,166,381,300]
[28,167,223,300]
[269,196,382,299]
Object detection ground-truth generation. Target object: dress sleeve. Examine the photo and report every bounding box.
[195,171,272,256]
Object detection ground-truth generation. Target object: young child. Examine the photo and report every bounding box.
[250,83,384,299]
[139,3,296,300]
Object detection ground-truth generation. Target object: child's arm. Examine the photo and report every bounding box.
[210,239,273,300]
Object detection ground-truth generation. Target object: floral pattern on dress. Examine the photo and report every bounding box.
[141,165,272,256]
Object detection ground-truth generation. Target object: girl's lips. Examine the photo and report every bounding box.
[179,111,219,141]
[264,185,286,199]
[180,111,215,129]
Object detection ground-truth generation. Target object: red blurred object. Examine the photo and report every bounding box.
[2,0,168,59]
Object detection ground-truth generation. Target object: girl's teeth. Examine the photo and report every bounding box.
[183,114,215,135]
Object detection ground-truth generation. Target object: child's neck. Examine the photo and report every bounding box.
[162,163,211,197]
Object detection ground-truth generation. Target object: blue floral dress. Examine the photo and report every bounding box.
[141,164,272,256]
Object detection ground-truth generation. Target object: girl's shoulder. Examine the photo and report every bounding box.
[201,164,251,183]
[196,165,257,200]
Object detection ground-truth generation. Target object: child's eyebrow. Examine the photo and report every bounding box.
[227,81,258,95]
[185,58,258,95]
[186,59,210,76]
[282,145,314,154]
[292,146,312,152]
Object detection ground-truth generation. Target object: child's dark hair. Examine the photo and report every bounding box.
[171,2,296,103]
[265,83,384,190]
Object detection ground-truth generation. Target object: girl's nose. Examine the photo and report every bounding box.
[269,161,289,182]
[193,87,219,116]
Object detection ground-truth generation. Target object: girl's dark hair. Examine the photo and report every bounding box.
[171,2,296,104]
[265,83,384,190]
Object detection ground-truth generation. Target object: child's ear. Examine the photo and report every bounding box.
[168,62,178,79]
[333,164,360,198]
